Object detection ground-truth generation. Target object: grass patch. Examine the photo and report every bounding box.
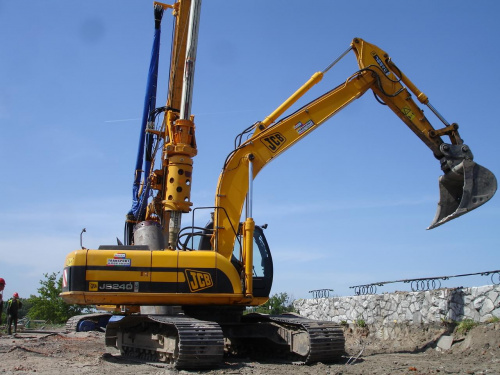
[457,319,478,334]
[486,316,499,323]
[355,318,366,328]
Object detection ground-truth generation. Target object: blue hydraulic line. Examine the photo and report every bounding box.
[125,5,164,243]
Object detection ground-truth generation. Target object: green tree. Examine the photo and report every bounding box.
[27,272,84,324]
[18,298,32,319]
[253,292,296,315]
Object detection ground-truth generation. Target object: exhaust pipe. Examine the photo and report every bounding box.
[428,144,497,229]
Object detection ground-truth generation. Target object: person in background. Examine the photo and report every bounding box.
[0,278,5,323]
[7,292,22,335]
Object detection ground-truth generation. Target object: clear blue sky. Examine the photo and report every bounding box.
[1,1,499,301]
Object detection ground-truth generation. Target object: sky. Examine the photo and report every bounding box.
[0,1,499,302]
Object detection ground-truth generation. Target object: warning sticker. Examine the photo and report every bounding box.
[107,257,131,266]
[294,120,315,135]
[401,106,415,121]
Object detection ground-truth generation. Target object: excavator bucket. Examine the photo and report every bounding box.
[428,160,497,229]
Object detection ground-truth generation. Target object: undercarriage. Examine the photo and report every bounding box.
[104,309,345,369]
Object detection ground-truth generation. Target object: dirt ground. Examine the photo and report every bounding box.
[0,322,499,375]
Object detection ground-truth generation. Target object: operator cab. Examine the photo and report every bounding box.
[179,220,273,298]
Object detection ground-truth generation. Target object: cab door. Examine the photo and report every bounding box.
[251,226,273,297]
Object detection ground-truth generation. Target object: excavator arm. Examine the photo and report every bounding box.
[213,38,497,260]
[352,38,496,229]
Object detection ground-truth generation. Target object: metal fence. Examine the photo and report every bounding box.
[308,289,335,298]
[349,269,500,296]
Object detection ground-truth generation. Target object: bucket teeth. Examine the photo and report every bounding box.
[428,160,497,229]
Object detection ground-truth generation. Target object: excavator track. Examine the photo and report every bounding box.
[107,315,224,369]
[268,314,345,363]
[232,313,345,364]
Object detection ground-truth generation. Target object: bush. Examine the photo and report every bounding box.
[27,272,85,324]
[251,292,296,315]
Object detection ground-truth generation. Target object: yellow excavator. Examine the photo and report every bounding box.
[60,0,496,369]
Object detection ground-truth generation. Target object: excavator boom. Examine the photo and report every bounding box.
[213,38,496,255]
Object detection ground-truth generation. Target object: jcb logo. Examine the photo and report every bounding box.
[261,132,286,153]
[185,270,213,292]
[89,282,98,291]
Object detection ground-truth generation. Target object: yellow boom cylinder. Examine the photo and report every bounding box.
[258,71,324,130]
[243,217,255,297]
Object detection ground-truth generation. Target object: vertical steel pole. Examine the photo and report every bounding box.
[180,0,201,120]
[246,157,254,219]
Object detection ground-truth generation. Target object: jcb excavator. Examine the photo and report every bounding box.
[61,0,496,369]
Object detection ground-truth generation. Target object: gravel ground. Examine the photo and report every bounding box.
[0,322,499,375]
